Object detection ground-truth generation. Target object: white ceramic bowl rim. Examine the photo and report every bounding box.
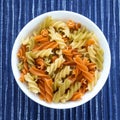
[11,11,111,109]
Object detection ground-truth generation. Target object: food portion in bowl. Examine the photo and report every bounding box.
[17,16,104,103]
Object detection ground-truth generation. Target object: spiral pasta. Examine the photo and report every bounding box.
[17,61,23,71]
[53,66,71,91]
[26,51,35,66]
[70,26,94,49]
[52,20,70,37]
[44,78,53,102]
[37,79,46,100]
[46,55,65,75]
[17,16,104,103]
[60,82,81,103]
[48,27,66,49]
[32,48,53,58]
[24,73,40,94]
[22,37,35,51]
[53,78,72,102]
[88,45,104,70]
[39,16,54,31]
[87,70,100,91]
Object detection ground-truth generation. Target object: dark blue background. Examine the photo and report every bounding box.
[0,0,120,120]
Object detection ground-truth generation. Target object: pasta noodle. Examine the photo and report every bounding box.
[17,16,104,103]
[48,27,66,49]
[37,78,53,102]
[24,73,40,94]
[44,78,53,102]
[53,66,71,91]
[32,48,53,58]
[52,20,70,37]
[46,55,65,75]
[60,82,81,103]
[53,78,72,102]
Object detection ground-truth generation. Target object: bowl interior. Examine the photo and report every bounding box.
[11,11,111,109]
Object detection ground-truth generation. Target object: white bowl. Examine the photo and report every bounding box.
[11,11,111,109]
